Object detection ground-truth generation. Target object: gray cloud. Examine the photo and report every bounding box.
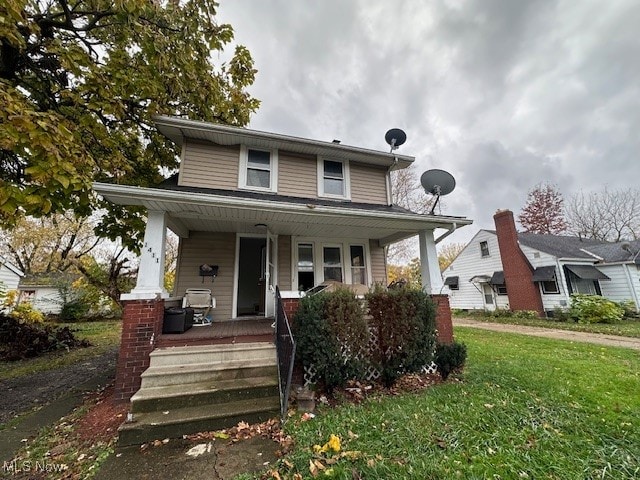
[218,0,640,245]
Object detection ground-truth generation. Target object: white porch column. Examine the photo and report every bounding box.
[121,210,170,300]
[418,229,444,294]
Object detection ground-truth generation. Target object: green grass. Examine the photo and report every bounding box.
[457,313,640,338]
[271,328,640,479]
[0,320,121,381]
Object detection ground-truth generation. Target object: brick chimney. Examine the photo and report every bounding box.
[493,210,544,316]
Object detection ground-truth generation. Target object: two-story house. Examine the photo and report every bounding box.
[94,116,472,444]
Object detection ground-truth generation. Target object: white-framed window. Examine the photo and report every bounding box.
[238,145,278,192]
[318,158,350,199]
[293,239,371,288]
[541,279,560,294]
[323,245,343,282]
[297,243,315,291]
[479,241,490,257]
[350,245,367,285]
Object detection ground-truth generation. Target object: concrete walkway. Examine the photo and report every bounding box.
[454,318,640,350]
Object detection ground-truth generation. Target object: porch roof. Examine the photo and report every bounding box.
[154,116,415,170]
[94,182,472,246]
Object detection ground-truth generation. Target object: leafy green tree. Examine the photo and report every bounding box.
[0,0,259,249]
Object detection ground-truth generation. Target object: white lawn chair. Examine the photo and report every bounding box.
[182,288,216,325]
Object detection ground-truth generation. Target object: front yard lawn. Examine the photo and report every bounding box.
[457,313,640,338]
[0,320,121,381]
[273,328,640,479]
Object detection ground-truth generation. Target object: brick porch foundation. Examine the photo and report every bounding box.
[431,294,454,344]
[114,299,164,402]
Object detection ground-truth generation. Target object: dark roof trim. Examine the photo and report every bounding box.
[489,271,504,285]
[565,264,610,280]
[532,266,556,282]
[444,276,459,286]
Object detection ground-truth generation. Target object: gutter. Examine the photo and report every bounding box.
[435,223,457,244]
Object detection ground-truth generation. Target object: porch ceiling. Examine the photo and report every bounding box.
[94,183,472,245]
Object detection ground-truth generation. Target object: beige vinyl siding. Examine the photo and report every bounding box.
[369,240,387,285]
[174,231,236,321]
[277,235,292,290]
[278,152,317,197]
[179,140,240,190]
[350,163,388,204]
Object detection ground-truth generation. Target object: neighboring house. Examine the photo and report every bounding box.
[17,273,79,315]
[0,256,24,292]
[443,210,640,315]
[93,116,472,442]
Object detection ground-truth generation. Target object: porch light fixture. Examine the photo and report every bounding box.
[254,223,267,229]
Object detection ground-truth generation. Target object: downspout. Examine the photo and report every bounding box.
[623,263,640,311]
[385,157,399,206]
[435,223,457,244]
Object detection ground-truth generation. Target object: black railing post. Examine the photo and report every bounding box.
[275,287,296,421]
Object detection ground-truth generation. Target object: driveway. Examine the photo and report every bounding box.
[454,318,640,351]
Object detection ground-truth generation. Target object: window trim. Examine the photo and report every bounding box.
[479,241,490,258]
[349,244,368,285]
[238,145,278,193]
[540,279,560,294]
[317,158,351,200]
[292,238,372,289]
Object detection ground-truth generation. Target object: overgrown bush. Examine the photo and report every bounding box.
[56,279,91,322]
[434,342,467,380]
[0,314,90,361]
[366,285,436,387]
[550,307,572,322]
[10,301,45,324]
[293,289,368,392]
[569,294,624,324]
[618,300,639,320]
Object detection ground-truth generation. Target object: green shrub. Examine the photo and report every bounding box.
[434,342,467,380]
[10,302,45,324]
[550,307,572,322]
[569,294,624,324]
[0,314,90,361]
[617,300,639,320]
[366,285,436,387]
[293,289,368,392]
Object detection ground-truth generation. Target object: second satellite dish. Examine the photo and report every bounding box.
[385,128,407,152]
[420,169,456,214]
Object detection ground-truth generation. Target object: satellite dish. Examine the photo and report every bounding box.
[420,169,456,214]
[385,128,407,152]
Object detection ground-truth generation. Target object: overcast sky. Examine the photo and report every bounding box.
[217,0,640,246]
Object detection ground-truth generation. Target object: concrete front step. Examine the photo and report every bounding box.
[131,376,279,413]
[149,342,276,367]
[140,358,277,388]
[118,396,281,446]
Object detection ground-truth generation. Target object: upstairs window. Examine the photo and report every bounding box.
[239,146,278,192]
[318,159,350,199]
[479,241,490,257]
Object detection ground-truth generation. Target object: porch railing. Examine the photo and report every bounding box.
[275,286,296,421]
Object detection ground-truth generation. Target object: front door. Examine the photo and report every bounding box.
[482,283,495,311]
[237,236,266,316]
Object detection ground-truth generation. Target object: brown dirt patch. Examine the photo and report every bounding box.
[76,385,128,444]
